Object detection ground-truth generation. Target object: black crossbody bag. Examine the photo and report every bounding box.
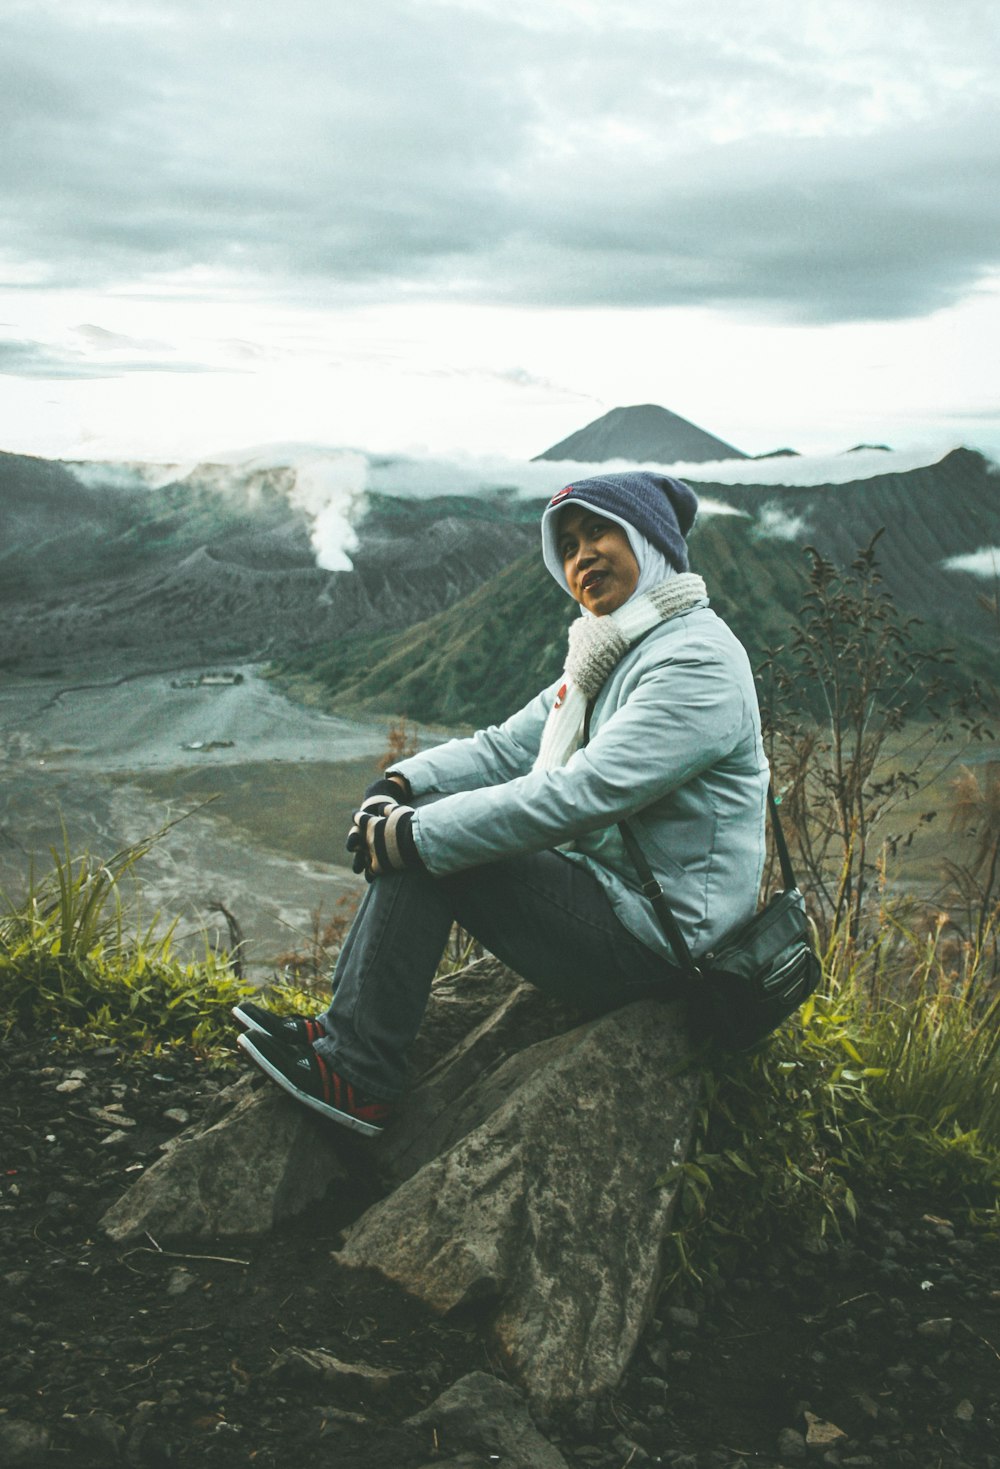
[618,788,821,1050]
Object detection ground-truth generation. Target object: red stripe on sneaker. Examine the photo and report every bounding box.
[316,1055,333,1106]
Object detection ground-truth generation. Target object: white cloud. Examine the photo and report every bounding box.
[755,503,811,541]
[1,1,999,322]
[941,546,1000,579]
[2,3,999,463]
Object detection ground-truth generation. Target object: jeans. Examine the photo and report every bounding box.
[314,849,683,1099]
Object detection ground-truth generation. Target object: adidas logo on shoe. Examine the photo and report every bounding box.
[231,1001,327,1048]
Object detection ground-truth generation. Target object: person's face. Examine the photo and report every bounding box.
[557,505,640,615]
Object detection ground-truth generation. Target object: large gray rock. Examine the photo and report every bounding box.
[97,958,560,1243]
[405,956,528,1080]
[382,974,577,1185]
[336,998,700,1410]
[101,1078,348,1242]
[407,1372,569,1469]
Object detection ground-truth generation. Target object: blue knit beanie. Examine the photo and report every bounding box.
[541,471,698,578]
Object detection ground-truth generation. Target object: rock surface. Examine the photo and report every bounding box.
[383,967,578,1184]
[407,1372,570,1469]
[100,1078,347,1241]
[268,1347,405,1397]
[337,998,700,1409]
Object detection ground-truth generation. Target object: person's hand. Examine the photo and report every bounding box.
[346,781,423,880]
[346,779,404,875]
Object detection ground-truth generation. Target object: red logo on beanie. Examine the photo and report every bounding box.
[548,485,574,506]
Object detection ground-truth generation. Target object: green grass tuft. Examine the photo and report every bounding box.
[0,828,313,1057]
[664,912,1000,1287]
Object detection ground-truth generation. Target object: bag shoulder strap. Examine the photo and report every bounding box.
[767,785,797,891]
[619,782,796,977]
[617,818,698,980]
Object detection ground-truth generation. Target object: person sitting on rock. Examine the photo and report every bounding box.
[234,471,770,1135]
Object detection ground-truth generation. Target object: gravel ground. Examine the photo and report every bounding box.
[2,1039,998,1469]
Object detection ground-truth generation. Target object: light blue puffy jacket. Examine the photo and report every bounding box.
[393,601,770,962]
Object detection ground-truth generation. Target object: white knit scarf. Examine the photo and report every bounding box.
[533,573,708,771]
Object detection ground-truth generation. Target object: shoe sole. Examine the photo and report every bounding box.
[237,1033,384,1137]
[231,1003,267,1037]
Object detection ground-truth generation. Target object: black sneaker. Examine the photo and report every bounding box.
[232,1001,328,1048]
[237,1032,392,1137]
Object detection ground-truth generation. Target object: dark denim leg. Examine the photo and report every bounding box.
[442,852,681,1014]
[315,868,455,1101]
[315,850,681,1100]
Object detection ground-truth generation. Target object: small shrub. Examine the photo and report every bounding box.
[272,894,361,990]
[663,908,1000,1287]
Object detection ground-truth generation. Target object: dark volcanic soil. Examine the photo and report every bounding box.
[1,1040,998,1469]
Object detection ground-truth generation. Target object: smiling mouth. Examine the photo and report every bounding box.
[581,571,607,592]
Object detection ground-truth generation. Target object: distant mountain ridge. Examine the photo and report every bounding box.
[0,450,537,675]
[0,428,996,690]
[533,403,747,464]
[281,447,999,726]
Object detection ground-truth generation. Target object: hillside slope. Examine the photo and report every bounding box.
[0,467,537,675]
[699,447,1000,646]
[1,443,995,685]
[283,452,998,728]
[279,513,810,726]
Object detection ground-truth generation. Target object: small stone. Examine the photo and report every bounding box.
[667,1306,699,1330]
[318,1405,369,1427]
[647,1341,671,1371]
[163,1108,190,1126]
[166,1267,196,1296]
[804,1412,847,1447]
[0,1419,52,1462]
[268,1347,405,1395]
[65,1411,127,1455]
[776,1427,807,1461]
[407,1372,569,1469]
[612,1435,649,1464]
[916,1317,953,1339]
[90,1106,137,1127]
[954,1399,974,1424]
[55,1078,85,1094]
[886,1362,912,1382]
[99,1130,130,1147]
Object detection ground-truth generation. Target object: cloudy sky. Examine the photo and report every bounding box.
[2,0,999,462]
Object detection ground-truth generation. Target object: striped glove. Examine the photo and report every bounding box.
[346,779,402,873]
[346,779,423,880]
